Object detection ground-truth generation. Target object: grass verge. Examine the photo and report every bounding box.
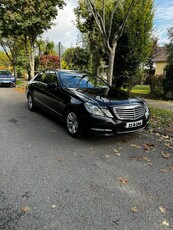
[130,85,150,94]
[149,107,173,130]
[16,79,26,85]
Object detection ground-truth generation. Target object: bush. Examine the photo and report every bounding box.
[148,74,165,99]
[163,64,173,99]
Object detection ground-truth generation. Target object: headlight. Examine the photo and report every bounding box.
[84,102,113,117]
[101,108,113,118]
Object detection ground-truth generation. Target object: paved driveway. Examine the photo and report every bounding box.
[0,88,173,230]
[145,99,173,111]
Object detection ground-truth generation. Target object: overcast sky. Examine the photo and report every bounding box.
[154,0,173,45]
[42,0,79,48]
[42,0,173,48]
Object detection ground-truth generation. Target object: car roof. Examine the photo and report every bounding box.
[57,69,90,75]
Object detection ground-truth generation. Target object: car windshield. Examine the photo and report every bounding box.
[59,72,109,89]
[0,71,11,76]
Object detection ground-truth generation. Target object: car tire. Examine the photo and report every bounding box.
[65,110,85,138]
[27,94,35,111]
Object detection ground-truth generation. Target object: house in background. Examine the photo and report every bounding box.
[153,47,168,75]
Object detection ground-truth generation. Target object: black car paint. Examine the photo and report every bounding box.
[26,70,149,137]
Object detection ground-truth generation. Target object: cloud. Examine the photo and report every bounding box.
[42,0,80,48]
[154,0,173,44]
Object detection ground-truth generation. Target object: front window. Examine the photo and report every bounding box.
[59,72,109,89]
[0,71,11,76]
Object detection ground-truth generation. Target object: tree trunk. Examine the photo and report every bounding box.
[13,64,17,79]
[107,44,116,86]
[29,41,35,79]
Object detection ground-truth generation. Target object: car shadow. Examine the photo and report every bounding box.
[36,107,140,144]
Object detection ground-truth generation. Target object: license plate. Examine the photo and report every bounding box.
[125,120,143,128]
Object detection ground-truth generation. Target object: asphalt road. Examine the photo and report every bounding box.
[0,88,173,230]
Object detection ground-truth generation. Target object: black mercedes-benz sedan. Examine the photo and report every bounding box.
[26,69,150,138]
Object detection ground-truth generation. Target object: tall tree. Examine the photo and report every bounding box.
[75,0,154,87]
[0,36,23,78]
[76,0,135,85]
[0,0,65,78]
[114,0,154,88]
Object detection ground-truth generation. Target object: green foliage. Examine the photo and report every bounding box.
[62,47,90,71]
[0,51,11,67]
[114,0,154,87]
[36,39,56,56]
[163,64,173,99]
[148,75,165,99]
[163,29,173,98]
[75,2,104,74]
[0,0,65,77]
[75,0,154,87]
[0,36,26,78]
[0,0,65,38]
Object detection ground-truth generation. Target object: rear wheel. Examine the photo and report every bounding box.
[27,94,35,111]
[65,110,85,138]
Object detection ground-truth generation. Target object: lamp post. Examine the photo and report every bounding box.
[56,42,64,69]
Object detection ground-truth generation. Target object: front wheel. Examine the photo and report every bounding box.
[27,94,35,111]
[65,110,85,138]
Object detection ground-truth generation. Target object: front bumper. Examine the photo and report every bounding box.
[0,80,16,87]
[84,114,150,136]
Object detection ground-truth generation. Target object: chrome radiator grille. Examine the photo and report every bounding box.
[113,105,145,120]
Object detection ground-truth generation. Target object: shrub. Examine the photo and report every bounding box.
[148,74,165,99]
[163,64,173,99]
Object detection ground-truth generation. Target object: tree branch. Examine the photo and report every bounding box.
[108,0,121,42]
[112,0,135,45]
[87,0,110,51]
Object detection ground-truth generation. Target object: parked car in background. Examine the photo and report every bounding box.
[26,69,150,138]
[0,70,16,87]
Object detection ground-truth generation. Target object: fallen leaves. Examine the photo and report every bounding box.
[165,127,173,132]
[143,143,155,151]
[130,144,141,149]
[160,165,173,173]
[159,206,166,213]
[160,169,169,173]
[161,152,171,159]
[118,177,128,185]
[168,165,173,170]
[162,220,169,226]
[130,156,152,165]
[113,149,121,156]
[21,206,31,213]
[131,207,138,213]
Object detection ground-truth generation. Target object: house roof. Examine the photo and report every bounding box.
[153,47,168,62]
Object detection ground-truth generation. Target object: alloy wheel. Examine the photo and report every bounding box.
[66,112,79,134]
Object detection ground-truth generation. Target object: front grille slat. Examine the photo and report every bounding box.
[113,105,144,120]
